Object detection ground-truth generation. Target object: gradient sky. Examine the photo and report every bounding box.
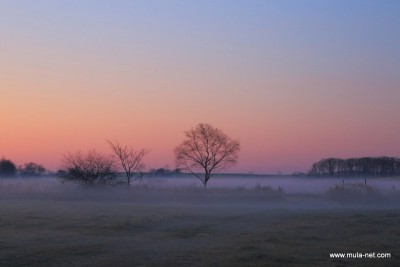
[1,0,400,173]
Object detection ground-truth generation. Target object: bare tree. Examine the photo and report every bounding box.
[107,140,149,185]
[62,150,118,185]
[174,123,240,187]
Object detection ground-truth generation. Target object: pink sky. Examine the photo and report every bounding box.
[1,1,400,173]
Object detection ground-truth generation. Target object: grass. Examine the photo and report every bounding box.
[0,186,399,267]
[325,182,393,204]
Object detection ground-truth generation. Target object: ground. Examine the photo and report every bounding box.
[0,188,399,267]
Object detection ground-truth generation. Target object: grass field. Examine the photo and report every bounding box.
[0,184,399,267]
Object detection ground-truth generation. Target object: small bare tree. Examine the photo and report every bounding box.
[62,150,118,185]
[174,123,240,187]
[107,140,149,185]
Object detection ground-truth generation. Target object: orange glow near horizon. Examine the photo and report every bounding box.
[1,1,400,173]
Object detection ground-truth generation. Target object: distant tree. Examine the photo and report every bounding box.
[19,162,46,176]
[151,168,170,176]
[55,169,67,178]
[62,150,118,185]
[308,157,400,177]
[174,123,240,187]
[107,140,149,185]
[148,167,183,176]
[174,168,183,175]
[0,158,17,177]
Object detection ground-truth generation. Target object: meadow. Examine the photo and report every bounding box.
[0,176,399,267]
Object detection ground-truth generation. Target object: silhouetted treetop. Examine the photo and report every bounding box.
[175,123,240,187]
[0,158,17,177]
[107,140,149,185]
[308,157,400,177]
[19,162,46,176]
[62,150,118,185]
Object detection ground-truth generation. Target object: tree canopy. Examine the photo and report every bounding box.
[19,162,46,176]
[0,158,17,177]
[308,157,400,177]
[175,123,240,187]
[61,150,118,185]
[107,140,148,185]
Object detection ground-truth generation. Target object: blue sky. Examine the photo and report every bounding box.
[1,0,400,173]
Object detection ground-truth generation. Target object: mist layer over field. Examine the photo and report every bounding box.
[1,175,399,266]
[2,174,400,192]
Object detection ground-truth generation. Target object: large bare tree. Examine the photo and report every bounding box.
[62,150,118,185]
[174,123,240,187]
[107,140,149,185]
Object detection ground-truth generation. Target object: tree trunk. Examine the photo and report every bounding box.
[204,172,210,189]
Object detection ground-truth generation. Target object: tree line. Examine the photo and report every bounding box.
[0,159,46,177]
[2,123,241,188]
[308,157,400,177]
[60,123,240,187]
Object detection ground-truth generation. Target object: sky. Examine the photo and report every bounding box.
[1,0,400,174]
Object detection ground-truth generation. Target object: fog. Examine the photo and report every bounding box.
[143,175,400,193]
[1,175,400,266]
[1,175,399,209]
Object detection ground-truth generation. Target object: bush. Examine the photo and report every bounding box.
[0,158,17,177]
[326,183,382,202]
[61,150,119,185]
[19,162,46,176]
